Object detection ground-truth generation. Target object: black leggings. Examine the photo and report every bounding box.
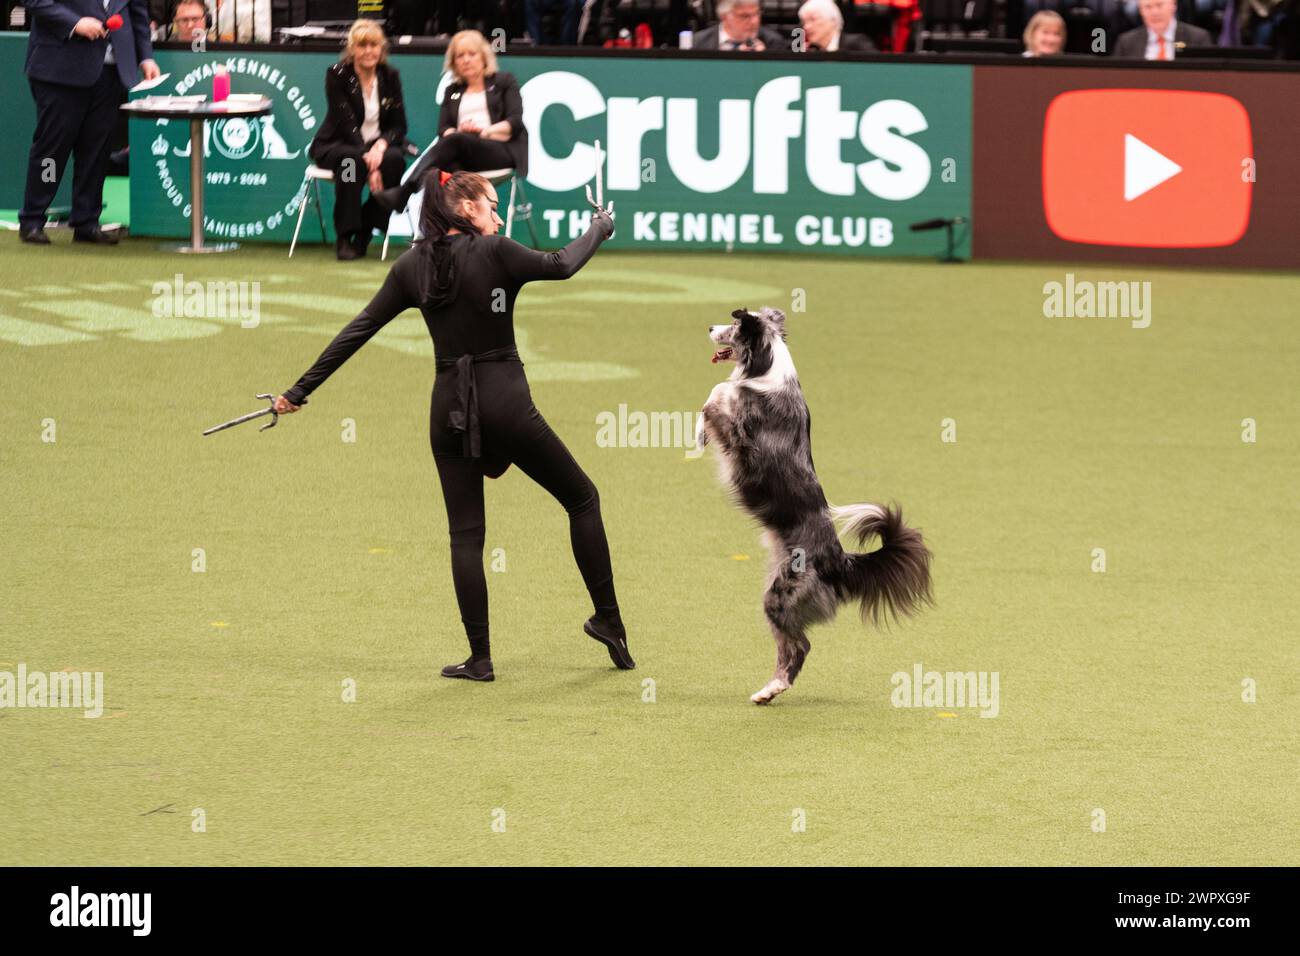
[407,131,515,191]
[431,371,619,649]
[313,138,406,238]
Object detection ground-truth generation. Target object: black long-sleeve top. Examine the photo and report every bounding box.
[309,61,408,161]
[282,217,612,406]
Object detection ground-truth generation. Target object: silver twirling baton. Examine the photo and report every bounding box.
[584,139,613,215]
[202,393,306,436]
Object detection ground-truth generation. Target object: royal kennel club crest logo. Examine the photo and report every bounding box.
[146,57,316,241]
[211,116,262,160]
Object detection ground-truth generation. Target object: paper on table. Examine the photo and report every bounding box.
[130,72,171,94]
[144,95,206,106]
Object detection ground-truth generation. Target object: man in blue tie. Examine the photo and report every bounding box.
[20,0,159,245]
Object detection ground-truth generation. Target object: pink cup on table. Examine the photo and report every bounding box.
[213,66,230,102]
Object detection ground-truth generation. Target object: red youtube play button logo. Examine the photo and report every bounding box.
[1042,89,1252,248]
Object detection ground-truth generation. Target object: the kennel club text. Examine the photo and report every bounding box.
[626,211,895,248]
[540,207,896,247]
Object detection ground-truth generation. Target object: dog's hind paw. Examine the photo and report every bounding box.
[751,679,790,705]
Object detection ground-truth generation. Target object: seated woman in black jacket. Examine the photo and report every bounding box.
[309,19,409,260]
[374,29,529,214]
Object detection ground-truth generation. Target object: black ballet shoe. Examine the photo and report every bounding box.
[373,184,410,213]
[584,615,635,670]
[440,656,495,682]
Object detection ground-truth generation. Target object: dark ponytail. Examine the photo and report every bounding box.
[415,168,492,309]
[417,168,490,242]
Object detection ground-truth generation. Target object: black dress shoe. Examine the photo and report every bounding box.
[440,657,495,682]
[335,236,360,261]
[584,615,636,669]
[19,227,50,245]
[350,230,373,258]
[72,227,119,245]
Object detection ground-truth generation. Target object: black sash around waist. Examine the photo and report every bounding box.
[433,345,521,459]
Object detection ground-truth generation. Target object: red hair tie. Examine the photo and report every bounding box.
[438,170,453,186]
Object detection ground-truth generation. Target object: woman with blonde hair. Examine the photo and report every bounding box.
[309,19,410,259]
[375,30,528,215]
[1022,10,1067,56]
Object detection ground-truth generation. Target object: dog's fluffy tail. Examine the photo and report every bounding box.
[829,502,933,628]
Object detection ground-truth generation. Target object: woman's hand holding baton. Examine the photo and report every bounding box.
[585,140,615,235]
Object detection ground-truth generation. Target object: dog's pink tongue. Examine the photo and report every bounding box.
[711,348,732,364]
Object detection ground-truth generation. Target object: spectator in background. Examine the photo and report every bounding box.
[693,0,790,51]
[1120,0,1219,32]
[1022,10,1067,55]
[1114,0,1211,56]
[798,0,876,50]
[1235,0,1290,48]
[309,19,409,260]
[168,0,209,43]
[526,0,582,44]
[374,30,529,215]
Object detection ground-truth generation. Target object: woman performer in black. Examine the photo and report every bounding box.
[274,169,633,682]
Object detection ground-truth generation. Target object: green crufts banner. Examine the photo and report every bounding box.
[126,50,972,257]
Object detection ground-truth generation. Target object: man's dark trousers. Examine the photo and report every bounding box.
[20,63,127,233]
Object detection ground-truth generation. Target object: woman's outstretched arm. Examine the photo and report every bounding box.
[494,209,614,284]
[280,253,419,408]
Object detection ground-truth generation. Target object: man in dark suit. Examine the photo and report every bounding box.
[1113,0,1212,57]
[692,0,791,51]
[20,0,158,245]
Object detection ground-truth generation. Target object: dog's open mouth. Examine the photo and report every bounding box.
[711,347,734,364]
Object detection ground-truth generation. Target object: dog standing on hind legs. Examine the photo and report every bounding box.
[695,308,934,704]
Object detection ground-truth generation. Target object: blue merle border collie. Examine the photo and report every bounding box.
[695,308,933,705]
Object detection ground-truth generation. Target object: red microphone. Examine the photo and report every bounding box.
[105,13,123,30]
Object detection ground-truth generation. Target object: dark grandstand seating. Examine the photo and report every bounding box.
[1061,4,1109,55]
[921,0,995,38]
[5,0,1291,58]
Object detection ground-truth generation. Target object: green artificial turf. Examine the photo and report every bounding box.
[1,233,1296,866]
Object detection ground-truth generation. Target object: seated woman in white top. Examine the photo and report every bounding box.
[375,30,530,214]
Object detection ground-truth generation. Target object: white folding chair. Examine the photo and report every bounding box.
[288,164,331,258]
[290,163,402,259]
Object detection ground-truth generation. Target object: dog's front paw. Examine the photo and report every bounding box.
[693,417,710,448]
[705,382,732,407]
[751,679,790,705]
